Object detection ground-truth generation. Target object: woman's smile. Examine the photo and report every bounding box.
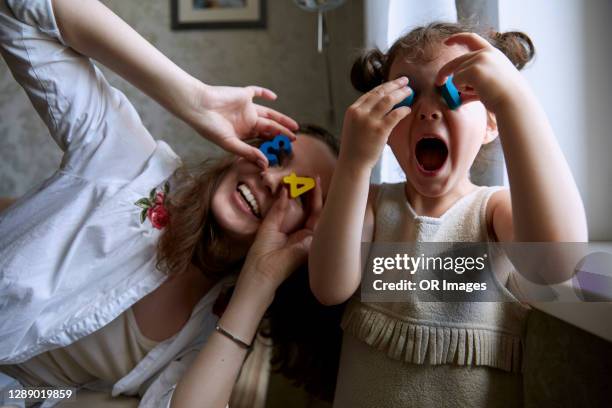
[212,134,336,240]
[236,182,262,219]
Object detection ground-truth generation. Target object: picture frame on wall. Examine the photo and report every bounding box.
[171,0,266,30]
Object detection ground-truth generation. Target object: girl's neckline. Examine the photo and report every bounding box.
[400,182,484,222]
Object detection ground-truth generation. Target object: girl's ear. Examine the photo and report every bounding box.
[483,111,499,144]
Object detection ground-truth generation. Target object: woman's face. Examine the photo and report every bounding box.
[387,43,497,198]
[211,134,336,242]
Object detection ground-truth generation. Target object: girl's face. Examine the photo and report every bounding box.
[387,43,497,198]
[211,135,336,242]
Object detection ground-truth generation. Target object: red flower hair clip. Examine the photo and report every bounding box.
[135,182,170,229]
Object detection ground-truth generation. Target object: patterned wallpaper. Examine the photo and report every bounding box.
[0,0,363,196]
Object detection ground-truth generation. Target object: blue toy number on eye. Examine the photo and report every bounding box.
[392,76,462,111]
[259,134,292,166]
[439,75,462,110]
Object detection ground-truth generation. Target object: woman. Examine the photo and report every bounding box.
[0,0,338,406]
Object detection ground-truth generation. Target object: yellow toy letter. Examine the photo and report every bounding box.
[282,172,315,198]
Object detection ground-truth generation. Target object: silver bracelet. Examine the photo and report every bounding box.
[215,324,252,350]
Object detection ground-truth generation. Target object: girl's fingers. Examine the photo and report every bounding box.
[444,54,482,90]
[449,66,482,104]
[253,117,297,141]
[435,49,481,86]
[437,33,494,86]
[351,84,385,110]
[372,86,412,116]
[255,105,299,133]
[444,32,491,51]
[359,76,409,110]
[247,85,278,101]
[384,106,411,131]
[374,76,409,95]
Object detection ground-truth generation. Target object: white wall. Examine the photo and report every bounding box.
[388,0,457,36]
[364,0,389,49]
[499,0,612,240]
[367,0,457,184]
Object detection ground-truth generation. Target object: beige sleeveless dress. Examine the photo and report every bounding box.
[334,183,530,408]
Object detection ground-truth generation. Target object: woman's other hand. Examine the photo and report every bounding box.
[186,83,299,169]
[236,181,322,300]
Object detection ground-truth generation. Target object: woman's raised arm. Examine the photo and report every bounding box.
[51,0,298,166]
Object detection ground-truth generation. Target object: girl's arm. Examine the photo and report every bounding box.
[171,189,317,408]
[490,90,587,242]
[50,0,297,165]
[437,33,587,243]
[309,78,411,305]
[309,162,375,305]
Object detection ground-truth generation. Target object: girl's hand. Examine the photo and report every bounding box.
[435,33,529,112]
[340,77,412,171]
[236,181,323,297]
[186,83,299,169]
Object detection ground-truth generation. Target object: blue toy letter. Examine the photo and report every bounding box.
[259,134,292,166]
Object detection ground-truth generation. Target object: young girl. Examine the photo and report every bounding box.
[0,0,338,407]
[309,22,588,407]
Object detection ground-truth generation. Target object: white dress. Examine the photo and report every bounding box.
[0,0,228,406]
[334,183,531,408]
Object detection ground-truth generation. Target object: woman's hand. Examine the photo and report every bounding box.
[339,77,412,171]
[186,83,299,169]
[171,184,322,408]
[51,0,298,169]
[236,181,323,298]
[435,33,529,113]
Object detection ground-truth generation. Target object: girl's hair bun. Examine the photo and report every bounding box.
[350,48,386,93]
[491,31,535,70]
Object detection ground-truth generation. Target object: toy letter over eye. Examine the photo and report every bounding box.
[393,86,415,110]
[259,134,292,166]
[282,172,315,198]
[439,75,462,110]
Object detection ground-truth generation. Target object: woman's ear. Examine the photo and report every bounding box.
[484,111,499,144]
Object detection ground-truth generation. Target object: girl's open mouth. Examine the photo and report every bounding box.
[415,137,448,174]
